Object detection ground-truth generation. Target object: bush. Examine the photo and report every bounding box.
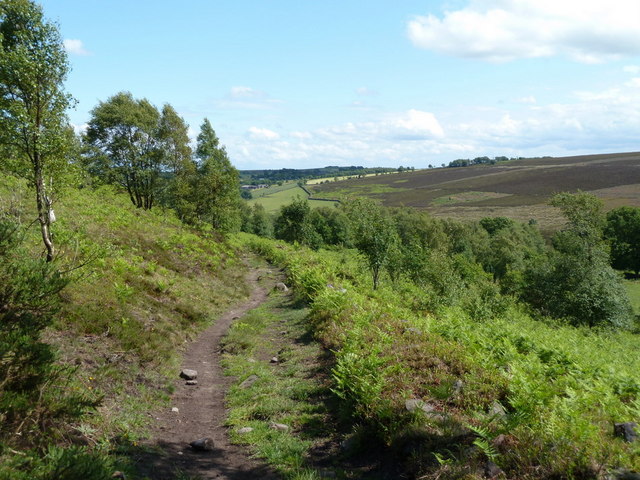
[523,252,633,329]
[0,219,97,446]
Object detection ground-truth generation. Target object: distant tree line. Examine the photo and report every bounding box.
[447,155,520,168]
[240,166,398,185]
[242,192,638,331]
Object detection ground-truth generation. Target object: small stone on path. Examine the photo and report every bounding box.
[270,356,279,364]
[453,379,464,394]
[484,460,504,478]
[275,282,289,292]
[189,437,215,451]
[186,380,198,386]
[613,470,640,480]
[405,398,435,413]
[171,407,179,413]
[614,422,639,442]
[180,369,198,380]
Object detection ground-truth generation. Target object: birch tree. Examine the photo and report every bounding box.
[0,0,74,261]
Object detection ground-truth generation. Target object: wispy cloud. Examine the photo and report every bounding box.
[248,126,280,140]
[227,77,640,169]
[355,87,378,97]
[230,86,268,99]
[63,39,91,56]
[408,0,640,63]
[218,86,282,110]
[516,96,537,104]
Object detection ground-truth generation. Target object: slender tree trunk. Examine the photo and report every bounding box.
[125,174,137,207]
[372,266,380,290]
[34,156,54,262]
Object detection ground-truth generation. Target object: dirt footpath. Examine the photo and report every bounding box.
[136,266,279,480]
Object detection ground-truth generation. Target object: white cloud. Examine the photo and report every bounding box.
[248,126,280,140]
[218,86,281,110]
[226,78,640,169]
[626,78,640,88]
[71,122,88,135]
[290,131,312,139]
[517,95,537,104]
[408,1,640,63]
[392,109,445,138]
[230,86,267,99]
[63,39,91,56]
[355,87,378,96]
[623,65,640,74]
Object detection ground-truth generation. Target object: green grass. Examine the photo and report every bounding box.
[249,181,300,199]
[222,287,337,479]
[0,176,251,477]
[240,233,640,479]
[248,184,339,213]
[623,279,640,315]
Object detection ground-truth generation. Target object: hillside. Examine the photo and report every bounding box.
[310,152,640,232]
[0,176,252,478]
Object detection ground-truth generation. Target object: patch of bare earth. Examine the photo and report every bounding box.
[135,265,279,480]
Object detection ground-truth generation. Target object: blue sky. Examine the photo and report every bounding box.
[41,0,640,169]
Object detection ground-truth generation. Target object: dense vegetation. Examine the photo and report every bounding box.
[239,221,640,478]
[2,1,640,479]
[446,155,524,168]
[0,2,248,477]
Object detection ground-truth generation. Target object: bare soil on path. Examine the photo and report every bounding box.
[135,265,279,480]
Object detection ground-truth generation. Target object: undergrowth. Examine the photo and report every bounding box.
[0,176,250,478]
[236,232,640,479]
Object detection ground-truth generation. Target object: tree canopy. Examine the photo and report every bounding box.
[0,0,75,260]
[84,92,163,210]
[193,118,241,232]
[605,206,640,275]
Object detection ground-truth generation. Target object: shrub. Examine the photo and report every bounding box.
[0,219,97,446]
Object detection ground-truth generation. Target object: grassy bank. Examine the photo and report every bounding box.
[236,233,640,479]
[0,176,250,478]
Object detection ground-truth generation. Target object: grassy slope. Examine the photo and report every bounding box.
[239,234,640,479]
[310,152,640,232]
[247,182,339,213]
[0,176,250,473]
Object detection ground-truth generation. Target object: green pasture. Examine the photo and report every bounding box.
[247,181,298,199]
[247,184,339,213]
[306,171,390,185]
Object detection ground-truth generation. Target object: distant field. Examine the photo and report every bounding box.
[248,181,298,199]
[306,171,399,185]
[247,183,339,213]
[310,151,640,232]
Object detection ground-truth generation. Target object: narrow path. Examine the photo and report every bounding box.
[136,265,279,480]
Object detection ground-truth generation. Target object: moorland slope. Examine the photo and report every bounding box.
[310,151,640,232]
